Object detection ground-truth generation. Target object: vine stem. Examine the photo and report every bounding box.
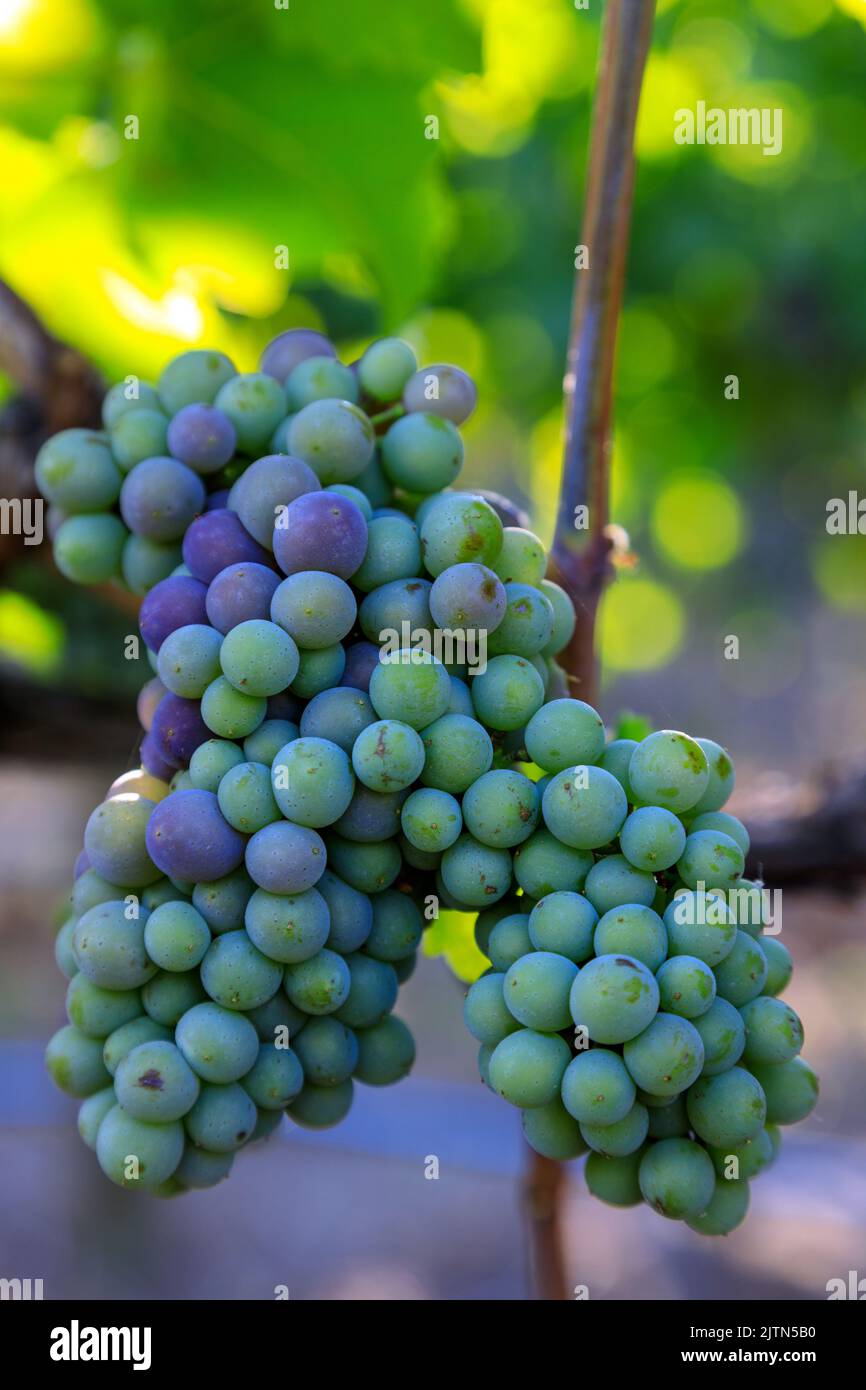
[524,0,656,1301]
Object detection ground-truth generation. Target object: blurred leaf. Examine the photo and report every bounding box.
[423,909,487,985]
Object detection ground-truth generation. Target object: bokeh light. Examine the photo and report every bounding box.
[598,574,685,673]
[651,471,745,571]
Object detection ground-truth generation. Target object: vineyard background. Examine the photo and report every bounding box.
[0,0,864,1298]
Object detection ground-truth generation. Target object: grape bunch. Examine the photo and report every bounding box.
[41,328,578,1195]
[465,722,818,1235]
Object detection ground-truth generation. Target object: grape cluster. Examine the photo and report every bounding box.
[42,328,576,1195]
[466,725,818,1234]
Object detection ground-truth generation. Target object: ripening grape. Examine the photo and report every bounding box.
[580,1102,649,1158]
[488,1029,572,1109]
[561,1048,636,1127]
[622,1013,704,1099]
[638,1137,716,1220]
[113,1040,200,1122]
[568,954,660,1045]
[522,1100,587,1161]
[298,686,374,754]
[96,1105,184,1187]
[686,1067,767,1148]
[629,731,710,814]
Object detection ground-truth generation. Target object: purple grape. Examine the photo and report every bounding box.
[205,563,281,635]
[140,733,177,783]
[206,489,231,511]
[139,575,208,652]
[137,676,166,732]
[267,691,303,722]
[182,509,270,585]
[259,329,336,384]
[341,641,381,693]
[167,404,236,474]
[245,821,326,894]
[402,364,477,425]
[273,492,367,580]
[146,789,246,882]
[227,454,320,548]
[119,457,206,541]
[150,694,210,768]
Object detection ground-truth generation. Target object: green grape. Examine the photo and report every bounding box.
[103,1017,172,1076]
[707,1127,774,1180]
[72,869,122,917]
[96,1105,184,1187]
[46,1024,111,1097]
[175,1002,260,1083]
[55,916,79,980]
[686,1066,767,1147]
[77,1087,117,1149]
[286,356,358,410]
[251,1108,284,1144]
[585,857,658,916]
[102,380,162,428]
[461,770,539,848]
[73,901,156,991]
[291,644,347,698]
[688,738,735,815]
[488,1029,572,1108]
[538,579,576,657]
[486,583,555,658]
[218,761,281,833]
[647,1093,690,1140]
[463,973,520,1045]
[284,949,351,1015]
[597,738,638,801]
[200,930,283,1010]
[569,953,660,1045]
[244,887,329,964]
[65,975,141,1039]
[192,867,255,934]
[420,494,503,576]
[288,1078,354,1129]
[513,830,593,899]
[157,624,222,699]
[561,1048,636,1126]
[245,991,308,1044]
[440,834,512,908]
[628,731,710,814]
[749,1058,818,1125]
[354,1015,415,1085]
[420,714,493,794]
[369,650,451,730]
[491,527,547,587]
[219,619,300,698]
[201,675,267,739]
[761,935,793,996]
[334,953,398,1029]
[158,349,237,414]
[214,373,287,454]
[478,1042,495,1089]
[365,890,423,961]
[110,409,169,470]
[592,904,666,972]
[528,892,597,963]
[524,699,605,774]
[686,1176,750,1236]
[740,996,804,1066]
[143,900,211,972]
[623,1013,704,1098]
[619,806,686,872]
[352,719,425,792]
[584,1148,645,1207]
[713,931,768,1007]
[471,655,545,732]
[678,830,745,891]
[503,951,578,1031]
[655,955,716,1019]
[174,1145,234,1190]
[766,1123,782,1162]
[35,428,122,511]
[687,811,750,857]
[142,971,207,1026]
[244,719,299,766]
[541,766,627,850]
[325,834,401,894]
[638,1137,716,1220]
[189,738,246,793]
[521,1100,588,1160]
[271,737,354,827]
[400,787,462,853]
[184,1082,257,1153]
[241,1044,304,1108]
[580,1101,649,1157]
[122,534,183,595]
[292,1018,358,1087]
[486,914,534,972]
[664,889,737,966]
[358,337,417,402]
[694,997,746,1076]
[114,1040,200,1122]
[288,400,375,484]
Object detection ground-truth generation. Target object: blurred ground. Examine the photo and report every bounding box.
[0,759,864,1301]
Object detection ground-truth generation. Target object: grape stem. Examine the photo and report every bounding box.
[528,0,656,1303]
[369,403,405,429]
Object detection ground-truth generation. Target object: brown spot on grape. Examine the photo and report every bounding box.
[137,1069,164,1090]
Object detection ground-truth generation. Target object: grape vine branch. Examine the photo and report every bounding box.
[532,0,657,1302]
